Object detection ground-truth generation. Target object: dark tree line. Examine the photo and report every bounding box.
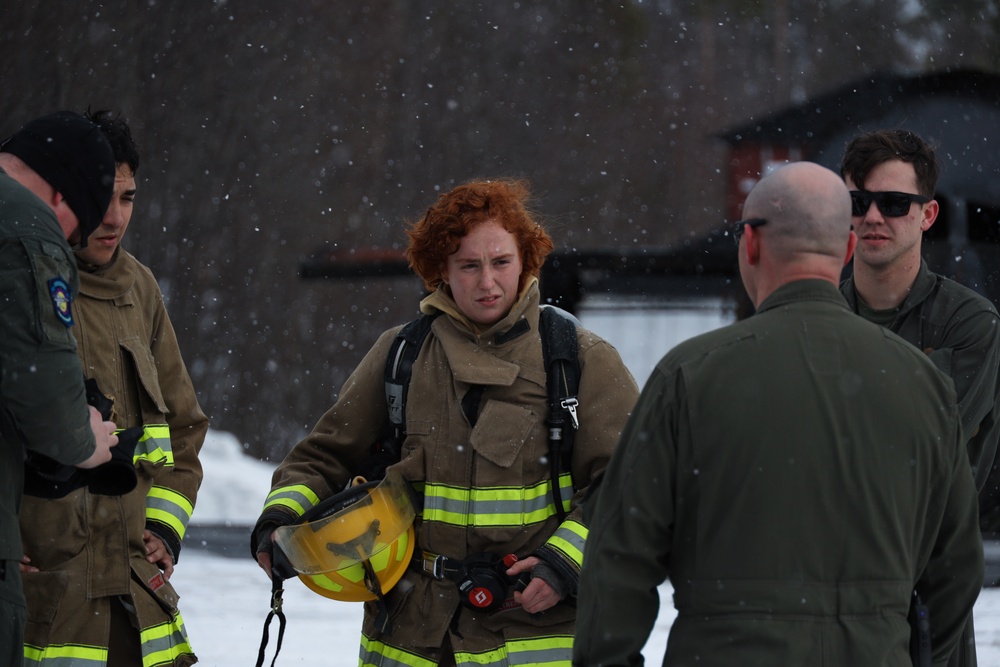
[3,0,996,460]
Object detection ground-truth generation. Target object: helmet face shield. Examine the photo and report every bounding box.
[273,471,417,602]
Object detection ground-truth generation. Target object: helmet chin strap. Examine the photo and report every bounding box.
[332,520,393,635]
[362,558,392,635]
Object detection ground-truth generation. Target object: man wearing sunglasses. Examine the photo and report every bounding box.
[839,129,1000,667]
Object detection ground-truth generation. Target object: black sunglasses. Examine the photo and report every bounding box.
[732,218,767,245]
[850,190,930,218]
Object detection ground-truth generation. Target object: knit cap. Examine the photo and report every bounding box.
[1,111,115,247]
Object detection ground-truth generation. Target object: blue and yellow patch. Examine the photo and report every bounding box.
[48,276,73,327]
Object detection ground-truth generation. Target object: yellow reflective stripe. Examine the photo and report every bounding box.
[421,474,573,527]
[146,485,195,539]
[454,634,574,667]
[360,634,438,667]
[129,424,173,466]
[307,571,350,593]
[24,643,107,666]
[23,614,194,667]
[140,611,194,667]
[263,485,321,517]
[545,519,588,568]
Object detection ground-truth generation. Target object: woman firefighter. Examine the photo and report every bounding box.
[251,178,638,666]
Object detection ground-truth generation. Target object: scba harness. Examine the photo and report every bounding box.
[376,305,582,522]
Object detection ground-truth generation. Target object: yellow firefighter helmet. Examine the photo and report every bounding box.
[273,470,416,602]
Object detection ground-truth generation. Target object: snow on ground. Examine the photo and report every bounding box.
[176,430,1000,666]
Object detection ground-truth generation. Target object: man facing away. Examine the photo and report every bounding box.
[0,111,120,667]
[840,129,1000,667]
[18,109,207,667]
[574,161,983,666]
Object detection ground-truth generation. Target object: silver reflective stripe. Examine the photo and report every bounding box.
[262,485,320,516]
[140,613,194,666]
[454,635,574,667]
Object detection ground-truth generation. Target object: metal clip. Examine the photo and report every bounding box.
[271,587,284,614]
[432,554,446,580]
[560,398,580,429]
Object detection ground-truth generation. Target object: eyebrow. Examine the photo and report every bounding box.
[453,250,515,262]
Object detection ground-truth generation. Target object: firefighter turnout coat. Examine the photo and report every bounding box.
[19,248,207,667]
[257,280,638,666]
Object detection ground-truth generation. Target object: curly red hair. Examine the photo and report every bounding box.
[405,179,554,292]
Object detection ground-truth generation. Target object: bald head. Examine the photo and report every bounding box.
[744,162,853,261]
[738,162,856,306]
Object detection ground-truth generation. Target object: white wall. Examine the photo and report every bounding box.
[579,296,737,388]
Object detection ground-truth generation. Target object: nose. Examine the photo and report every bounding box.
[862,200,884,223]
[479,266,496,289]
[102,201,125,230]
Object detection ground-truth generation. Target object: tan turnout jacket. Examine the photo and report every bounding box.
[20,248,207,667]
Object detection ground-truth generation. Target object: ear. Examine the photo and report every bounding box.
[50,192,81,244]
[843,230,858,267]
[920,199,939,233]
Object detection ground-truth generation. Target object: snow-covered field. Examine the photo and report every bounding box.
[176,430,1000,666]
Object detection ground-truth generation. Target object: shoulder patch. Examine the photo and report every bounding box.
[48,276,74,327]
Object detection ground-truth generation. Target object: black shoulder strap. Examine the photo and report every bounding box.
[385,314,437,438]
[539,305,581,522]
[356,314,438,482]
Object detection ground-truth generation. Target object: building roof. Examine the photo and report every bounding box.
[721,68,1000,205]
[719,68,1000,148]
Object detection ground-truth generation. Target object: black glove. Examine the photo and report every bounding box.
[86,425,143,495]
[250,512,298,580]
[23,378,139,499]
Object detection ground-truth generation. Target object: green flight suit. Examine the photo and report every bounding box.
[0,168,95,664]
[841,259,1000,504]
[577,280,983,667]
[842,259,1000,667]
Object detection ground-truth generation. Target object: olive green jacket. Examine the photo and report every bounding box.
[0,170,94,598]
[577,280,983,667]
[841,260,1000,524]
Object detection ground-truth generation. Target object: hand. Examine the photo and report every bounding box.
[143,530,174,579]
[256,551,273,578]
[18,554,38,575]
[507,556,561,614]
[77,405,118,469]
[255,529,277,578]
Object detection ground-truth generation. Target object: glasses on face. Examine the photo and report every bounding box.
[850,190,930,218]
[732,218,767,246]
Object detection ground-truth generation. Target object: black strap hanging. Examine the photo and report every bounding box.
[539,306,580,523]
[255,574,287,667]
